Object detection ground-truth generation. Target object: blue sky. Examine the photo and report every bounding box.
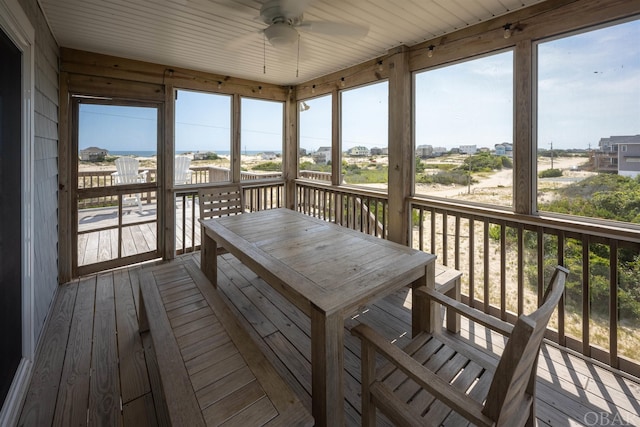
[79,18,639,154]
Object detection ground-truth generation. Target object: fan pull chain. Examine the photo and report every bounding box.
[263,32,266,74]
[296,34,300,78]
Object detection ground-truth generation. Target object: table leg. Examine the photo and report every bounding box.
[201,226,218,287]
[311,306,344,427]
[412,262,437,337]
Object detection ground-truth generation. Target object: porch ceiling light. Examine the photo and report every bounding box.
[503,23,512,39]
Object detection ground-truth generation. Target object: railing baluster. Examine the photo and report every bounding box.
[610,239,618,369]
[418,207,424,252]
[557,230,566,346]
[517,226,524,316]
[582,235,590,357]
[430,208,436,255]
[455,215,460,270]
[442,212,448,266]
[537,228,544,308]
[469,217,475,309]
[500,221,506,320]
[483,220,490,314]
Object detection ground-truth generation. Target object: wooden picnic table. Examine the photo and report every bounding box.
[200,208,436,426]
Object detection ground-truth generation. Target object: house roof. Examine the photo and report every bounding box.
[39,0,546,86]
[80,146,108,152]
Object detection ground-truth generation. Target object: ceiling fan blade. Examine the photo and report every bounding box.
[297,20,369,38]
[279,0,314,19]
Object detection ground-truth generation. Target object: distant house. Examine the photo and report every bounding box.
[459,145,477,155]
[347,146,370,157]
[193,151,214,160]
[312,147,331,165]
[79,146,108,161]
[432,147,447,156]
[593,135,640,176]
[416,144,433,158]
[370,147,385,156]
[494,143,513,157]
[261,152,277,160]
[616,135,640,177]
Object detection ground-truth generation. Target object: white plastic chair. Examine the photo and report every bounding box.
[175,155,194,207]
[111,157,148,212]
[174,155,193,186]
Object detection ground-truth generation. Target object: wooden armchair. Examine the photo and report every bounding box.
[198,184,244,274]
[352,265,569,427]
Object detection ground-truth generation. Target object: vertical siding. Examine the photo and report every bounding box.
[18,0,60,343]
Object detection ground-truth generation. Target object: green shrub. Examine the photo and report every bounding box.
[416,170,476,186]
[252,161,281,171]
[539,168,563,178]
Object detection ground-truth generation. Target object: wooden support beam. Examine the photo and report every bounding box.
[386,45,411,245]
[284,87,297,209]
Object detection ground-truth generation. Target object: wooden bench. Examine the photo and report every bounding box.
[138,259,313,427]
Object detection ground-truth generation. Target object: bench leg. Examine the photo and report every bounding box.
[445,277,461,333]
[201,225,218,287]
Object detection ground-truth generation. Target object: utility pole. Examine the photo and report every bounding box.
[550,141,554,169]
[467,153,472,194]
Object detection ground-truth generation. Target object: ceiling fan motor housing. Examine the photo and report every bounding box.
[264,22,298,47]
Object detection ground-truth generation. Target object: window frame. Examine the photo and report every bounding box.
[239,96,285,181]
[174,88,233,185]
[533,18,640,228]
[338,80,390,191]
[412,48,516,210]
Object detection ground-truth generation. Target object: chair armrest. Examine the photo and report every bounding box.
[111,171,118,176]
[415,287,513,337]
[352,323,494,427]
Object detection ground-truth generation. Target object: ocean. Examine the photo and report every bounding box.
[108,150,280,157]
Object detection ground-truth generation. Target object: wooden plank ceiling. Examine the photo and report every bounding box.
[39,0,546,85]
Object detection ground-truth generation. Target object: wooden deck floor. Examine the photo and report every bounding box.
[18,253,640,426]
[77,202,199,266]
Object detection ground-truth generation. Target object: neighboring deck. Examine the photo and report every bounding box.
[19,253,640,426]
[77,201,199,266]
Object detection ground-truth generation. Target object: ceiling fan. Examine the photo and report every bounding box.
[225,0,369,50]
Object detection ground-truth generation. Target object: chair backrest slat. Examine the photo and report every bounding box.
[198,184,244,220]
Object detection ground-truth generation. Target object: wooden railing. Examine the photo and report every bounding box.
[207,167,283,182]
[293,181,640,377]
[78,167,282,209]
[410,197,640,377]
[78,169,158,208]
[299,170,332,182]
[174,181,285,255]
[295,180,387,238]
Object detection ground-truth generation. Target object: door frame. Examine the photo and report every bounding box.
[0,0,35,424]
[71,97,164,276]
